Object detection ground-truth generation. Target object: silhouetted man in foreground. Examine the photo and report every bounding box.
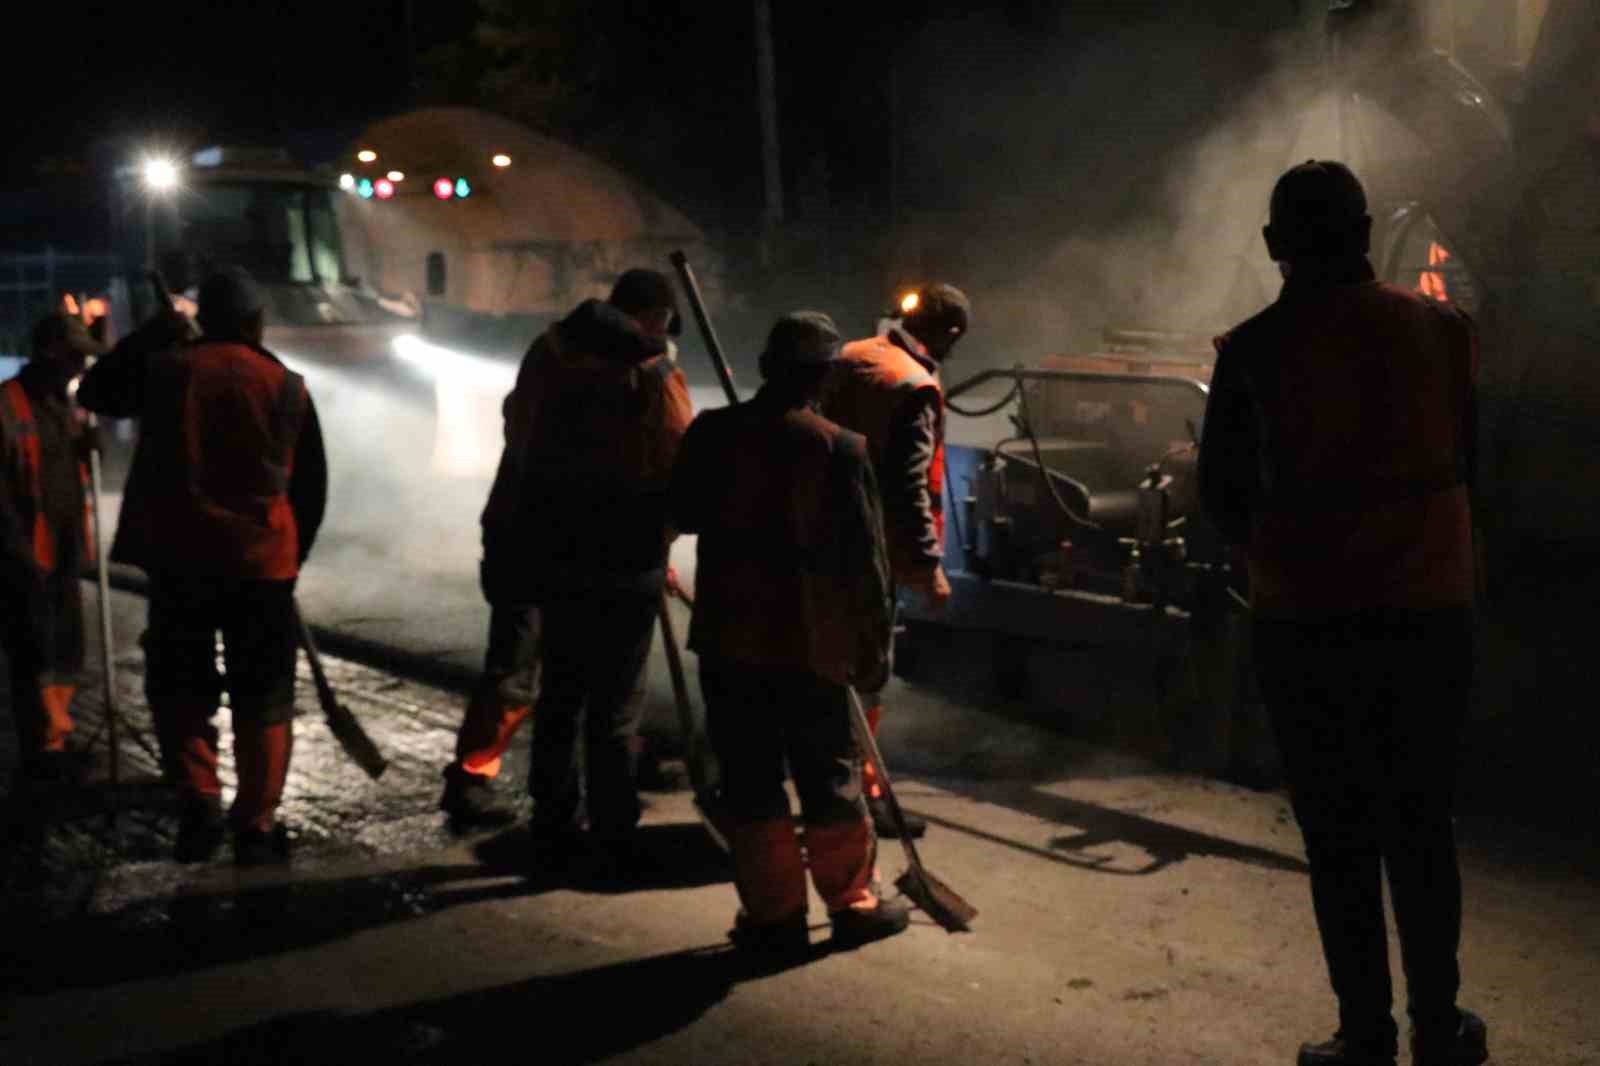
[1200,161,1487,1066]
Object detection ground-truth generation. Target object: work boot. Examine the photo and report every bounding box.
[234,823,292,868]
[1411,1009,1488,1066]
[867,795,926,839]
[174,799,226,864]
[1295,1032,1397,1066]
[729,911,810,958]
[439,764,517,828]
[830,896,912,948]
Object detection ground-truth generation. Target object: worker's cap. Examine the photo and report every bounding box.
[902,282,971,341]
[609,268,682,337]
[761,311,842,368]
[1267,160,1370,257]
[31,310,109,360]
[197,266,266,332]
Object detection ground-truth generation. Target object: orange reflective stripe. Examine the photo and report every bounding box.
[1,380,56,570]
[40,684,76,751]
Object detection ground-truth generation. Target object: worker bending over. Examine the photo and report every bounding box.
[822,282,969,837]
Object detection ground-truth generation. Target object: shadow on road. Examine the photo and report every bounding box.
[911,778,1307,877]
[1,819,732,1001]
[104,941,813,1066]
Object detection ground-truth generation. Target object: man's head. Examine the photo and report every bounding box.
[30,310,107,380]
[759,310,841,398]
[608,268,682,341]
[1263,160,1372,264]
[197,266,266,344]
[901,283,971,362]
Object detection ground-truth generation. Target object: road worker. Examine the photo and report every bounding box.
[671,311,908,954]
[439,270,688,829]
[1,311,103,785]
[483,268,690,868]
[78,267,327,866]
[821,282,970,838]
[1199,161,1487,1066]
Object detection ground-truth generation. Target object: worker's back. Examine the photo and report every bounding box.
[1215,280,1476,616]
[674,391,890,687]
[114,340,307,580]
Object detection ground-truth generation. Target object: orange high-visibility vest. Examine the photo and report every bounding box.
[825,335,945,579]
[1216,281,1477,616]
[113,342,307,580]
[0,378,87,573]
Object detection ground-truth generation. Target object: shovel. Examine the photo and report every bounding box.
[844,685,977,932]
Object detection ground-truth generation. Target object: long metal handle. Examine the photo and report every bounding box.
[669,250,740,406]
[845,685,926,874]
[87,445,119,823]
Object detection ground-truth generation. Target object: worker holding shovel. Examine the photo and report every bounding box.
[668,311,908,955]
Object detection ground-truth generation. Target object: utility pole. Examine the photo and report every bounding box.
[754,0,784,264]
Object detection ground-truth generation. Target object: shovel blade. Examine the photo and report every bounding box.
[895,866,978,933]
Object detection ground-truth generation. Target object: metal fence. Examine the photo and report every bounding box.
[0,249,125,360]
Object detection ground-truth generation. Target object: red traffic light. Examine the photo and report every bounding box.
[433,177,455,200]
[374,178,395,200]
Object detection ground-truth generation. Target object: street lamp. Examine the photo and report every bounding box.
[139,156,181,271]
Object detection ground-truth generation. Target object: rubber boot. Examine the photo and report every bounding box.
[861,703,925,839]
[439,763,518,827]
[725,816,808,955]
[232,721,293,866]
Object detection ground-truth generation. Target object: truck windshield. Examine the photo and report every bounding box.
[179,181,344,286]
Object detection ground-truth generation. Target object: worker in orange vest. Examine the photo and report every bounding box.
[484,269,691,871]
[822,282,969,838]
[671,311,907,955]
[1200,161,1487,1066]
[438,269,687,829]
[78,267,327,866]
[1,311,104,785]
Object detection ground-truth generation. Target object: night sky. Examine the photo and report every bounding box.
[6,2,1300,244]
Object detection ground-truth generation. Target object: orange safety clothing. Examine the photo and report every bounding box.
[480,300,692,598]
[671,388,893,688]
[2,373,89,756]
[824,329,945,582]
[1201,272,1477,617]
[110,341,310,581]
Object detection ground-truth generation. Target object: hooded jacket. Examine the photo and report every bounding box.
[480,299,693,598]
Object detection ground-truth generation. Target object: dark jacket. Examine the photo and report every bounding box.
[481,299,692,600]
[670,387,893,688]
[78,321,327,577]
[1199,259,1477,617]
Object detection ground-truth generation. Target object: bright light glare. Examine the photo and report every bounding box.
[142,157,180,192]
[491,153,511,167]
[392,333,517,391]
[900,291,920,314]
[338,172,356,190]
[386,170,405,182]
[357,149,377,163]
